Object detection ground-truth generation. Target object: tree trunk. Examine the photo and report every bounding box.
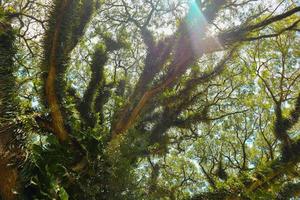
[0,15,21,200]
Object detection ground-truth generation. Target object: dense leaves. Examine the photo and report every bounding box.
[0,0,299,199]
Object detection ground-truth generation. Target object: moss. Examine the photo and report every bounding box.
[0,17,17,118]
[40,0,94,141]
[41,0,94,106]
[0,14,24,200]
[78,44,108,127]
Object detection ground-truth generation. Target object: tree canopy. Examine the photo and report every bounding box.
[0,0,300,199]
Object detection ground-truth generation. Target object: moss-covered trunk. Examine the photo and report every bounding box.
[0,12,21,200]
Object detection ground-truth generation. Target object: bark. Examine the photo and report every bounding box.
[43,0,94,142]
[111,4,300,143]
[0,13,21,200]
[44,0,72,142]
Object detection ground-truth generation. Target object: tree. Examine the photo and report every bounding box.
[0,0,299,199]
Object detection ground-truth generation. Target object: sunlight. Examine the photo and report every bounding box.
[185,0,221,56]
[1,0,300,199]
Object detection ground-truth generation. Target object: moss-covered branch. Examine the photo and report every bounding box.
[78,45,107,127]
[276,182,300,199]
[245,140,300,194]
[246,93,300,194]
[42,0,93,142]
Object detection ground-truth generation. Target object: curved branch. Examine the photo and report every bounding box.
[42,0,93,142]
[78,46,107,127]
[111,3,300,141]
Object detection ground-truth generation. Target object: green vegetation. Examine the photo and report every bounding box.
[0,0,299,199]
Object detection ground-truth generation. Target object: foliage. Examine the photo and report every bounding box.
[0,0,300,200]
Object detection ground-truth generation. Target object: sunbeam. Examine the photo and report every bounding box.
[185,0,222,56]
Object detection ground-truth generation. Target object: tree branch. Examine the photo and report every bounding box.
[42,0,93,142]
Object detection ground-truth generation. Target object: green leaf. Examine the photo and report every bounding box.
[59,187,69,200]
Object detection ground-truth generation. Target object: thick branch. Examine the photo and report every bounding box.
[111,3,300,140]
[219,6,300,43]
[277,182,300,200]
[43,0,93,142]
[78,46,107,127]
[246,141,300,193]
